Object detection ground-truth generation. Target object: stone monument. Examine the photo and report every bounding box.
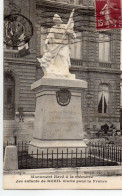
[29,9,87,156]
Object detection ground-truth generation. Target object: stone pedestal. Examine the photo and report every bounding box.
[29,77,87,157]
[4,146,18,171]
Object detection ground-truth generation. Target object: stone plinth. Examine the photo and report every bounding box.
[4,146,18,171]
[29,139,88,158]
[29,77,87,156]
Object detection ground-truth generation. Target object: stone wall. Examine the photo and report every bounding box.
[70,67,121,130]
[4,57,37,113]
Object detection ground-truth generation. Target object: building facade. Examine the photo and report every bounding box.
[4,0,121,143]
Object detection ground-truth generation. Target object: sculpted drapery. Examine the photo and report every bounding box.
[38,9,76,79]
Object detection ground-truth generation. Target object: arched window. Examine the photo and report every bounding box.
[4,73,15,119]
[98,84,109,114]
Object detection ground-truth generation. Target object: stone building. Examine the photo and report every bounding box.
[4,0,121,143]
[120,75,122,129]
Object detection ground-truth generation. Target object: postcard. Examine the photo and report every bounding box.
[3,0,122,190]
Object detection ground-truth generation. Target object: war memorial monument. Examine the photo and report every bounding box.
[29,9,87,155]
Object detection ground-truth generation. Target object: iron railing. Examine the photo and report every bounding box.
[3,141,122,169]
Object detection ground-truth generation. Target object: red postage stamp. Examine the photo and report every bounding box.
[95,0,122,30]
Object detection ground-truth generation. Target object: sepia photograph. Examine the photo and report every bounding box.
[2,0,122,190]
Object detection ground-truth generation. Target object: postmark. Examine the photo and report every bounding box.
[4,14,33,47]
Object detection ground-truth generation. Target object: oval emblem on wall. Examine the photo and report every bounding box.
[56,89,71,106]
[4,14,33,47]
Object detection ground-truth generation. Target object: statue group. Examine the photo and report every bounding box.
[38,9,76,79]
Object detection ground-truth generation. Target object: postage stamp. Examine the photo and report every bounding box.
[95,0,122,30]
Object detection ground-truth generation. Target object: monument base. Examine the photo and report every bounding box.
[28,77,88,158]
[28,139,88,158]
[30,77,87,140]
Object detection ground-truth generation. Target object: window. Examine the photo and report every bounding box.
[79,0,83,5]
[7,88,12,104]
[99,33,110,62]
[40,27,48,55]
[98,84,109,114]
[70,32,82,59]
[4,73,15,120]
